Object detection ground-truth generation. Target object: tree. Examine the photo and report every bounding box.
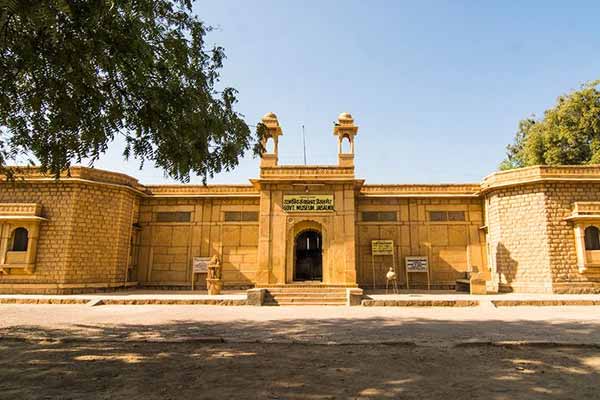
[500,81,600,170]
[0,0,263,182]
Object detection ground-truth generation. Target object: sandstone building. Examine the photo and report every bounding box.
[1,112,600,294]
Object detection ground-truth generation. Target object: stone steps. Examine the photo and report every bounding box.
[270,301,346,306]
[265,292,346,297]
[262,286,348,306]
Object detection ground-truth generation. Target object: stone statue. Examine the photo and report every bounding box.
[206,255,223,295]
[208,255,221,279]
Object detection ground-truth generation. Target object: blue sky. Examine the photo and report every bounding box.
[94,0,600,184]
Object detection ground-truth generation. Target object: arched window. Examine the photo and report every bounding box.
[584,226,600,250]
[10,227,29,252]
[265,137,275,153]
[340,135,352,154]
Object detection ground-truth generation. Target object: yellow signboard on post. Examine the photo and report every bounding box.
[371,240,394,255]
[370,240,396,289]
[282,195,334,212]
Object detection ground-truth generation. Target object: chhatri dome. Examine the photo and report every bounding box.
[262,112,278,120]
[337,112,354,124]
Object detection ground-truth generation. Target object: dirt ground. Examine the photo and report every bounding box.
[2,304,600,344]
[1,339,599,400]
[2,304,600,399]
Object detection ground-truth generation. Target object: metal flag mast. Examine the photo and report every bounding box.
[302,124,307,165]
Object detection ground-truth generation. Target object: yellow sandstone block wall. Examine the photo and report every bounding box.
[484,184,554,293]
[356,197,486,288]
[0,181,139,293]
[66,182,138,284]
[137,197,259,288]
[484,181,600,293]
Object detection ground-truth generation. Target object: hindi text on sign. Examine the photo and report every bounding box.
[405,256,428,273]
[371,240,394,256]
[283,195,334,212]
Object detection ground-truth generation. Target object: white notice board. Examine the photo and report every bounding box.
[191,257,211,290]
[193,257,210,273]
[405,256,428,273]
[405,256,430,289]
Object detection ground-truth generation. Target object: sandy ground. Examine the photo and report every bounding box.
[2,304,600,344]
[1,340,599,399]
[2,304,600,399]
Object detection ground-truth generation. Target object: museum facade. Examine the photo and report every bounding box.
[1,112,600,294]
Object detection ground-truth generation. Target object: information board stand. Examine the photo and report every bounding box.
[405,256,430,290]
[371,240,395,289]
[191,257,210,290]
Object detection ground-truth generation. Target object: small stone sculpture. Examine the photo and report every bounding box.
[385,266,399,294]
[206,255,223,295]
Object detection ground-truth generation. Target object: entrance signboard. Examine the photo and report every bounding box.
[283,195,334,212]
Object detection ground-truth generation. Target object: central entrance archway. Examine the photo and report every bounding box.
[294,230,322,281]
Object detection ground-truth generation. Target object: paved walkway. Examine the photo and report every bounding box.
[2,303,600,346]
[2,289,600,303]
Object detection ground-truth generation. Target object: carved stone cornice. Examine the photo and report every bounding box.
[3,166,145,193]
[259,165,355,181]
[564,202,600,222]
[145,185,259,198]
[0,203,46,222]
[360,184,480,197]
[0,203,42,216]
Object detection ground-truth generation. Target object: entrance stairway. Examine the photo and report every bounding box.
[262,284,349,306]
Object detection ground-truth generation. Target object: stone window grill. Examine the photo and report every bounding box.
[224,211,259,222]
[361,211,397,222]
[429,211,466,222]
[155,211,191,223]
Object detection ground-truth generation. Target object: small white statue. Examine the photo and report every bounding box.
[386,267,397,281]
[385,266,399,294]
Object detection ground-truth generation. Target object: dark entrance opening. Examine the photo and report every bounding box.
[294,230,322,281]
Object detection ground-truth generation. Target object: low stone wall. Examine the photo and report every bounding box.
[0,282,138,295]
[362,299,479,307]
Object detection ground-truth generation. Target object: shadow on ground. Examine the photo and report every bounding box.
[1,318,600,399]
[2,315,599,344]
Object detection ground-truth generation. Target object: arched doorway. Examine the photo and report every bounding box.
[294,230,322,281]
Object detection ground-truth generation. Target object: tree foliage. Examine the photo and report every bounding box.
[500,81,600,170]
[0,0,263,181]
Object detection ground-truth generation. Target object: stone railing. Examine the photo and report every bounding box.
[260,165,355,180]
[361,184,480,197]
[0,203,42,216]
[481,165,600,192]
[573,202,600,215]
[3,166,144,192]
[146,185,259,197]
